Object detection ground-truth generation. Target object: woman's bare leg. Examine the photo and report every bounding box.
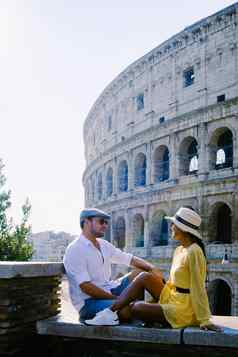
[131,302,169,326]
[111,272,164,312]
[123,269,144,283]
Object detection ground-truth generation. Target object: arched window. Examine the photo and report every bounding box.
[104,222,111,242]
[113,217,126,249]
[150,212,168,246]
[153,146,169,183]
[216,131,233,169]
[97,173,102,200]
[91,176,95,202]
[179,137,198,176]
[188,141,198,173]
[216,149,226,165]
[106,167,113,197]
[118,160,128,192]
[85,185,90,205]
[134,153,146,187]
[207,279,232,316]
[189,156,198,172]
[208,202,232,243]
[133,214,144,247]
[209,128,233,170]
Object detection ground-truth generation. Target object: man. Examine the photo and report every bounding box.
[63,208,158,324]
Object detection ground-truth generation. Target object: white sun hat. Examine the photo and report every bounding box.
[165,207,202,239]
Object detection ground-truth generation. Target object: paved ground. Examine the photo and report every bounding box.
[60,276,77,319]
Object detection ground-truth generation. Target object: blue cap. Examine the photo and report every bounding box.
[80,208,111,225]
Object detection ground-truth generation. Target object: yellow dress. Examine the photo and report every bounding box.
[159,243,211,328]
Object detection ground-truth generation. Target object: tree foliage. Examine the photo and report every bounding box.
[0,160,33,261]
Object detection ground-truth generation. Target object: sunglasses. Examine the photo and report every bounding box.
[91,217,109,225]
[98,218,109,225]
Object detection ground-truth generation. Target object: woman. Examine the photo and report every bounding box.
[85,207,221,331]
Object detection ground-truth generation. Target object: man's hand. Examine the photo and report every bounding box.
[80,281,116,300]
[131,256,164,280]
[131,256,157,273]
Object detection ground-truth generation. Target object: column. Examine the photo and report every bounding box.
[232,191,238,243]
[128,149,134,191]
[198,194,209,242]
[169,132,178,182]
[102,163,107,201]
[112,157,117,197]
[125,208,133,250]
[146,142,152,186]
[198,122,209,178]
[144,205,151,258]
[232,126,238,169]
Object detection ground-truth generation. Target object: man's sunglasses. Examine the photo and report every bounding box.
[97,218,109,225]
[88,217,109,225]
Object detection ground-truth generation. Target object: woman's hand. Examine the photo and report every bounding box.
[201,323,223,332]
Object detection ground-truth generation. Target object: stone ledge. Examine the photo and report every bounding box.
[0,262,64,278]
[183,316,238,348]
[37,315,181,344]
[36,314,238,349]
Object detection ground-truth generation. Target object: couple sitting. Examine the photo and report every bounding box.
[63,207,220,331]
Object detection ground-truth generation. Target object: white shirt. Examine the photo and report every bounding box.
[63,234,133,311]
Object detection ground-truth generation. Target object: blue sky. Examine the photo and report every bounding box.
[0,0,235,234]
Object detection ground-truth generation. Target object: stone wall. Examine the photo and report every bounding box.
[0,262,63,355]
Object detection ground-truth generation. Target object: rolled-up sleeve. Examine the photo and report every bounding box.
[63,247,91,286]
[106,241,133,266]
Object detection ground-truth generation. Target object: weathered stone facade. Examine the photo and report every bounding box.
[83,3,238,315]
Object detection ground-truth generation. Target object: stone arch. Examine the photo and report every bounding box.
[97,172,103,201]
[118,160,128,192]
[149,210,169,246]
[132,214,144,247]
[153,145,170,183]
[207,278,232,316]
[104,222,111,242]
[179,136,198,176]
[85,182,90,204]
[134,153,146,187]
[208,202,232,243]
[208,127,233,170]
[113,217,126,249]
[91,175,95,203]
[106,167,113,197]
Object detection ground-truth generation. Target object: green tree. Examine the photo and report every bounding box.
[0,160,33,261]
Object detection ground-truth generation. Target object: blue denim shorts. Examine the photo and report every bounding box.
[79,276,130,321]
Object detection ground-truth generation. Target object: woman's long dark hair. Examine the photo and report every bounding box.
[182,206,206,259]
[188,233,208,286]
[187,233,206,260]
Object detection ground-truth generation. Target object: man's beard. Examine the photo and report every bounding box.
[91,229,104,238]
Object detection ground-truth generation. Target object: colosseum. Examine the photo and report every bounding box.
[83,3,238,316]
